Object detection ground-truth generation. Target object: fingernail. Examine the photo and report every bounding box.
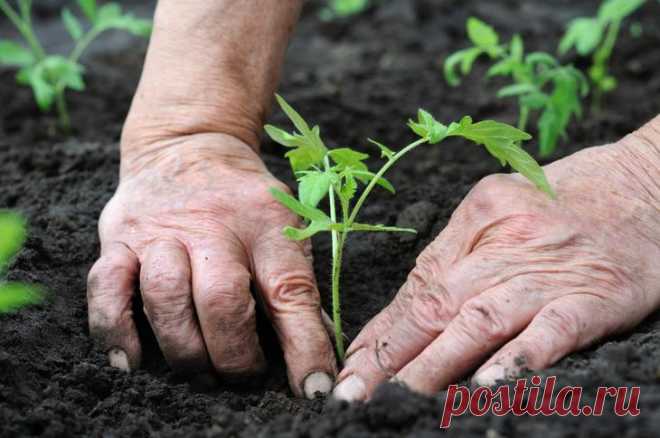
[473,364,506,386]
[303,372,334,399]
[332,374,366,402]
[108,348,130,371]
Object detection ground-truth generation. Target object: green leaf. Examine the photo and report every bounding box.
[448,118,554,197]
[408,109,448,144]
[283,221,332,241]
[18,65,56,111]
[93,3,152,36]
[353,170,395,194]
[270,188,330,223]
[598,0,646,22]
[272,95,327,172]
[322,0,369,19]
[339,169,358,204]
[264,125,299,148]
[367,138,395,159]
[0,211,26,268]
[349,223,416,233]
[487,58,514,77]
[77,0,96,22]
[496,83,538,98]
[444,50,466,86]
[0,40,34,67]
[559,18,603,55]
[62,8,83,40]
[329,148,369,171]
[298,171,332,208]
[460,47,484,75]
[525,52,559,68]
[0,283,42,314]
[467,17,499,48]
[510,34,524,62]
[43,56,85,91]
[519,91,548,109]
[18,0,31,21]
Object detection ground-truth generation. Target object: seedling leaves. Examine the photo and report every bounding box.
[467,17,499,48]
[298,171,332,208]
[0,40,34,67]
[408,109,447,144]
[0,283,43,314]
[62,8,83,40]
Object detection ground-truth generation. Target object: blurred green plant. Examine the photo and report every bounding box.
[558,0,647,111]
[266,94,553,359]
[0,0,151,131]
[0,211,42,313]
[444,17,588,157]
[319,0,369,21]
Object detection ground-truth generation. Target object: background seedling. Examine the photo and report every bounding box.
[444,17,588,157]
[319,0,370,21]
[558,0,646,112]
[266,94,554,360]
[0,211,42,313]
[0,0,151,132]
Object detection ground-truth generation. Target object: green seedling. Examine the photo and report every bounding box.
[319,0,369,21]
[0,211,42,313]
[559,0,646,111]
[266,94,554,360]
[0,0,151,131]
[444,17,588,157]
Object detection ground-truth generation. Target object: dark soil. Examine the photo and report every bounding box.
[2,0,660,436]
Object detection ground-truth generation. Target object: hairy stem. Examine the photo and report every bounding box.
[0,0,46,60]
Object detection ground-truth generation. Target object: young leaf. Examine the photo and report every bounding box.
[448,119,555,197]
[0,40,34,67]
[486,58,514,77]
[0,282,42,314]
[269,188,330,223]
[496,83,538,98]
[338,169,358,204]
[329,148,369,171]
[282,221,332,241]
[598,0,646,22]
[467,17,499,48]
[408,109,448,144]
[0,211,26,268]
[275,93,311,136]
[353,170,395,194]
[368,138,395,159]
[298,171,332,208]
[559,18,603,55]
[62,8,83,41]
[349,223,416,233]
[444,50,467,86]
[43,56,85,91]
[510,34,524,62]
[17,65,55,110]
[77,0,97,22]
[460,47,484,75]
[264,125,299,148]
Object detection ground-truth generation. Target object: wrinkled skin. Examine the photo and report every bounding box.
[87,133,336,397]
[334,128,660,401]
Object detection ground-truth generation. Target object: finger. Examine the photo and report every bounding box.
[472,294,618,386]
[190,240,266,378]
[87,242,141,371]
[251,227,336,399]
[394,282,544,396]
[140,239,210,374]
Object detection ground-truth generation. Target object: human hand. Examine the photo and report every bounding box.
[87,133,336,398]
[334,121,660,401]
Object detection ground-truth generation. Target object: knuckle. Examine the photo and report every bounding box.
[409,288,455,334]
[87,255,135,299]
[457,297,510,344]
[536,306,582,342]
[141,269,189,297]
[265,269,320,309]
[410,250,445,290]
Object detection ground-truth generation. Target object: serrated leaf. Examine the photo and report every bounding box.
[329,148,369,171]
[0,40,34,67]
[298,171,332,208]
[77,0,96,22]
[497,83,538,98]
[537,69,582,157]
[270,188,330,223]
[0,211,26,268]
[598,0,646,22]
[467,17,499,48]
[408,109,448,144]
[0,282,43,314]
[62,8,83,40]
[339,169,358,204]
[520,91,548,109]
[353,170,395,194]
[368,138,395,159]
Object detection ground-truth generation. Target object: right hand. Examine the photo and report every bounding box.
[87,133,336,398]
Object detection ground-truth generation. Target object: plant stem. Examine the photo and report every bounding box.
[517,105,529,132]
[0,0,46,60]
[591,20,621,113]
[347,138,427,225]
[55,87,70,132]
[324,156,345,359]
[69,27,102,63]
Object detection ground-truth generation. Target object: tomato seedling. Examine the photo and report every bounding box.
[558,0,647,111]
[0,211,42,313]
[0,0,151,132]
[266,94,554,360]
[444,17,588,157]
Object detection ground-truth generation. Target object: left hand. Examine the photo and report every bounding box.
[333,127,660,401]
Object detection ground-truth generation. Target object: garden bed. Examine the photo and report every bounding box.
[1,0,660,436]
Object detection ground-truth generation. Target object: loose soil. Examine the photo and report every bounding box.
[1,0,660,436]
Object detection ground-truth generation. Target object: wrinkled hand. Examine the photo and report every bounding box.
[87,133,336,398]
[334,127,660,401]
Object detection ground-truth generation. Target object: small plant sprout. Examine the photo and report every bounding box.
[319,0,369,21]
[0,211,42,314]
[444,17,588,157]
[558,0,647,111]
[0,0,151,131]
[265,94,554,360]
